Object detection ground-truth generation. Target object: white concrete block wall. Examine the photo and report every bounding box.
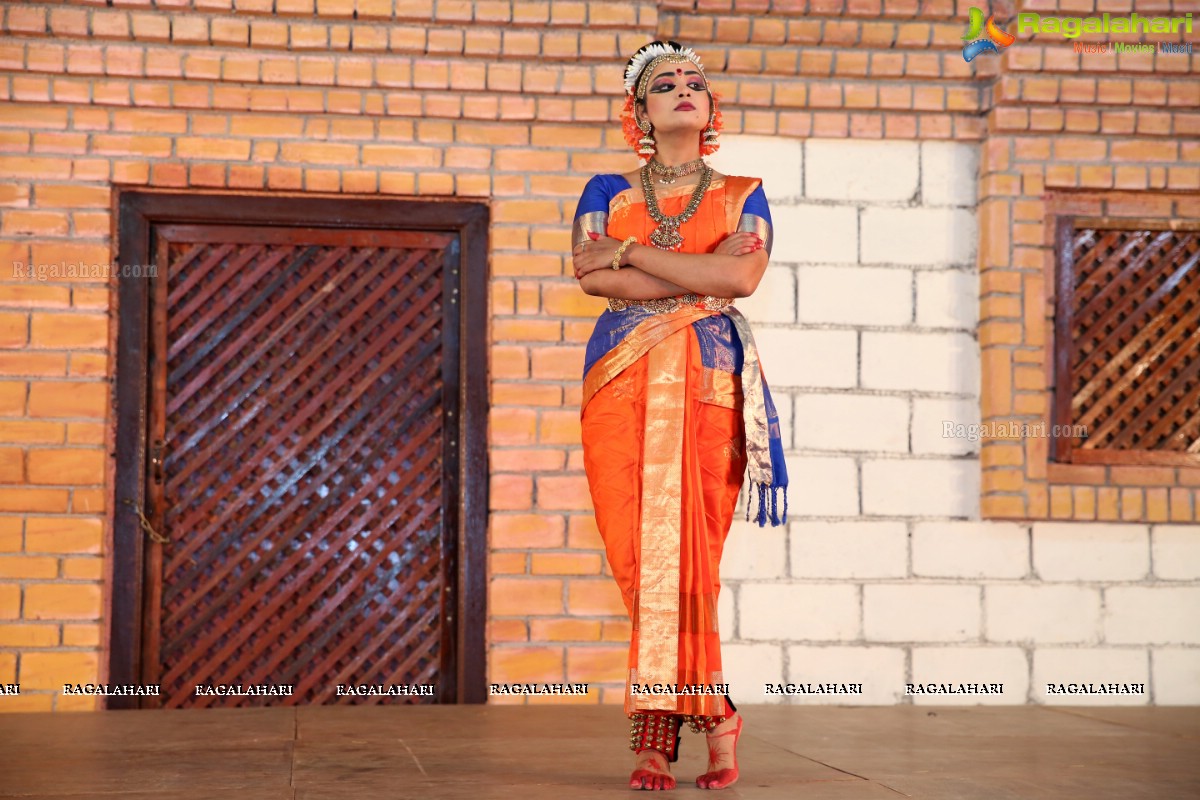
[1033,523,1150,581]
[787,645,906,705]
[708,137,1200,707]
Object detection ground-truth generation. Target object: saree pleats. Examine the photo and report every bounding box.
[581,325,745,717]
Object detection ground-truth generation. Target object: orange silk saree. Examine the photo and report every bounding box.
[576,175,788,718]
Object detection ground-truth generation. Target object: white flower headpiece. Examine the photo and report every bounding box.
[623,42,706,99]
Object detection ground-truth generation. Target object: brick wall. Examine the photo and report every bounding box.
[976,1,1200,522]
[0,1,1197,712]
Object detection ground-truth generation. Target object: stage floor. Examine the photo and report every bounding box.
[1,704,1198,798]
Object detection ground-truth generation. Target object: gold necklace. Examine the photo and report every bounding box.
[641,161,712,250]
[648,157,705,185]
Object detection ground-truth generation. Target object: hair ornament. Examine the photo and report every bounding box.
[619,40,722,159]
[623,41,705,98]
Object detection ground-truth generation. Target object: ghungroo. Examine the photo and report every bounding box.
[629,711,681,762]
[683,713,728,734]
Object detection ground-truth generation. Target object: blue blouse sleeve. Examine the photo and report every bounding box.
[572,174,614,248]
[736,181,773,258]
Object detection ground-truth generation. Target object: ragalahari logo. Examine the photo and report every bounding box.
[962,7,1016,62]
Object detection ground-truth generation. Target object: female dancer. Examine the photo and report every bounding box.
[572,41,789,791]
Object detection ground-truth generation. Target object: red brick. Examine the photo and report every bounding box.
[490,552,527,575]
[488,619,528,642]
[20,650,100,688]
[61,619,100,644]
[0,623,58,647]
[535,474,590,511]
[491,577,563,616]
[530,347,584,381]
[492,382,561,407]
[491,346,529,380]
[490,475,532,510]
[0,555,56,579]
[27,382,107,418]
[27,448,104,485]
[567,579,626,616]
[24,583,102,620]
[490,408,537,446]
[25,516,102,554]
[489,646,562,684]
[531,552,601,575]
[0,312,27,347]
[538,410,581,446]
[29,313,107,349]
[0,488,68,513]
[565,645,626,683]
[530,618,602,642]
[491,514,564,548]
[0,382,25,415]
[0,517,21,551]
[490,449,566,472]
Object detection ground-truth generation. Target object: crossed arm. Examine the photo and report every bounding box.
[575,237,768,300]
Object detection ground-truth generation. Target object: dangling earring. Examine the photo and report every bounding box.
[637,117,656,156]
[702,110,719,151]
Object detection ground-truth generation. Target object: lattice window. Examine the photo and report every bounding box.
[1052,219,1200,467]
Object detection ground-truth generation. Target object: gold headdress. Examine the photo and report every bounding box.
[623,41,706,99]
[620,40,721,158]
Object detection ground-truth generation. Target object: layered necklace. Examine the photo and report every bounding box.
[641,159,712,251]
[648,156,705,185]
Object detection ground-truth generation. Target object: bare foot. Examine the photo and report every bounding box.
[630,748,675,790]
[697,712,742,789]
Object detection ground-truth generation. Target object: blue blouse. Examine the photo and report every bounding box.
[571,173,773,257]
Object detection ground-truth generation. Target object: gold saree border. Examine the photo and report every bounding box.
[631,587,720,634]
[723,176,761,233]
[572,210,607,248]
[737,212,773,259]
[697,366,741,409]
[609,177,729,218]
[633,327,689,710]
[722,306,773,487]
[580,306,718,414]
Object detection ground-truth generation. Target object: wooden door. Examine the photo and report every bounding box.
[110,192,488,708]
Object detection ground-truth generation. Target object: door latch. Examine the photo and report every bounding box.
[121,498,169,543]
[150,439,164,486]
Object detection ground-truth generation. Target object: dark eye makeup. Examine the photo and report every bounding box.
[651,80,706,92]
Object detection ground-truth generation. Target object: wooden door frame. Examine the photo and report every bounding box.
[108,187,489,708]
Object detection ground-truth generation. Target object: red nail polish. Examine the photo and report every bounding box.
[588,231,600,240]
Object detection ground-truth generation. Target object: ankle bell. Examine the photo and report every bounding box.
[628,711,681,763]
[683,713,727,734]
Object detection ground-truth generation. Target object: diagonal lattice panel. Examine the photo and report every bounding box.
[152,232,448,707]
[1066,228,1200,454]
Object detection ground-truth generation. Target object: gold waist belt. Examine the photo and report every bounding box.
[608,293,734,314]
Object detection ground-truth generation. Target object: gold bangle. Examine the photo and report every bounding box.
[612,236,637,270]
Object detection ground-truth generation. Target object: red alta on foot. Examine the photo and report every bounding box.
[629,712,681,790]
[629,753,676,791]
[696,713,743,790]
